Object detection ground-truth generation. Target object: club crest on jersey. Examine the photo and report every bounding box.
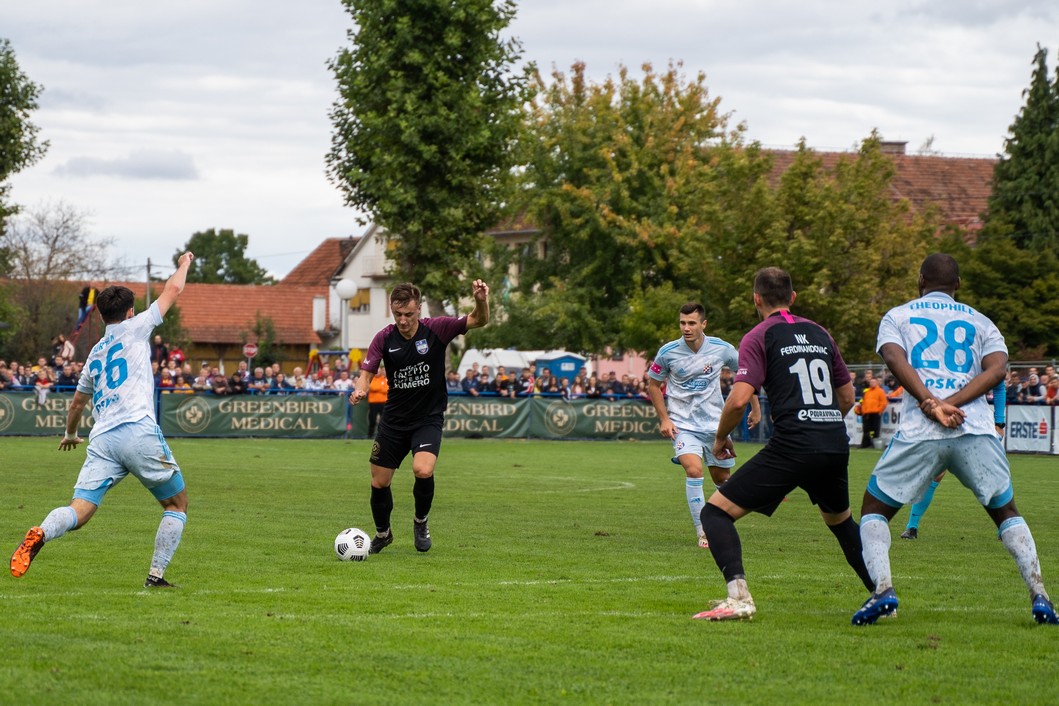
[702,362,713,375]
[415,339,429,355]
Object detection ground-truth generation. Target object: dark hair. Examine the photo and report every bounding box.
[95,286,136,324]
[920,253,960,289]
[389,283,421,308]
[679,302,706,319]
[753,267,794,309]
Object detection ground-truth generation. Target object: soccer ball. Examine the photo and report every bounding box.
[334,527,371,561]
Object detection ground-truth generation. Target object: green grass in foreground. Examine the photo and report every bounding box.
[0,437,1057,705]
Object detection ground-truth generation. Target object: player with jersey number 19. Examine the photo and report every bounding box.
[10,252,195,588]
[348,280,490,556]
[690,267,876,622]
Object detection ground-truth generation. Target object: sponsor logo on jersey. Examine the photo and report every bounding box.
[415,339,429,355]
[797,409,843,422]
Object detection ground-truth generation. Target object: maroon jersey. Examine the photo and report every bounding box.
[362,316,467,430]
[735,310,851,453]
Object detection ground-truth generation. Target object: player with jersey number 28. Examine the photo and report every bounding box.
[853,253,1058,626]
[11,252,195,588]
[349,280,490,556]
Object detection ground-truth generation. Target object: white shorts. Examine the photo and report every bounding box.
[868,432,1012,509]
[673,430,735,469]
[74,418,184,504]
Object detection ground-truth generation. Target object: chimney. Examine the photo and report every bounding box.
[879,140,907,155]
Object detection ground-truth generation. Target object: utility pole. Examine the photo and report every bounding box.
[146,259,152,307]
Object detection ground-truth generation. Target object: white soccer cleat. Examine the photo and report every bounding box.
[692,596,756,621]
[697,533,710,549]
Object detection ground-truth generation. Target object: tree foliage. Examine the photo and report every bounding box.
[175,228,275,285]
[327,0,530,311]
[958,235,1059,357]
[490,62,771,353]
[483,64,934,361]
[987,45,1059,251]
[763,135,938,362]
[0,38,48,232]
[0,201,117,361]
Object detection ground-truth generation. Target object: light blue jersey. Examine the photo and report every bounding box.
[877,291,1006,440]
[77,301,162,440]
[649,335,739,432]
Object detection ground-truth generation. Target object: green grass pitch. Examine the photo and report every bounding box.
[1,437,1057,705]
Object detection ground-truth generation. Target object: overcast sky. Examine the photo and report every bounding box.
[5,1,1058,280]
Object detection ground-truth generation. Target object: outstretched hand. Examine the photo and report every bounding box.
[58,435,83,451]
[471,279,489,302]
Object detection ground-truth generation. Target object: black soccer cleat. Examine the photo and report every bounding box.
[144,575,178,588]
[413,519,432,553]
[900,527,918,540]
[369,531,394,555]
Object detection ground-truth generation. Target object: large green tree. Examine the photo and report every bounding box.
[986,45,1059,251]
[480,63,939,361]
[326,0,530,310]
[763,135,939,362]
[0,38,48,346]
[480,62,774,354]
[0,38,47,234]
[175,228,275,285]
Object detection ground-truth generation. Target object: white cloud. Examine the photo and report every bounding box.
[4,0,1059,277]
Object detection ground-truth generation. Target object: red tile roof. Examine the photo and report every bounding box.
[767,150,996,231]
[280,237,359,287]
[91,281,325,345]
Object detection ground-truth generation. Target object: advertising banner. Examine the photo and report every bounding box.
[528,397,660,440]
[845,399,903,447]
[0,391,95,436]
[443,397,530,438]
[1005,405,1055,454]
[160,393,347,438]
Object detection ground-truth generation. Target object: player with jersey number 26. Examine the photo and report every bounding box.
[11,252,195,589]
[349,279,490,557]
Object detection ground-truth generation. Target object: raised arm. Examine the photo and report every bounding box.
[155,252,194,317]
[465,279,490,330]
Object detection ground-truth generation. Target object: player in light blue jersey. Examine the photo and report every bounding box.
[853,254,1057,626]
[11,252,195,588]
[647,302,759,548]
[899,380,1007,540]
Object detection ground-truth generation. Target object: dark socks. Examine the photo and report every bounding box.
[413,475,435,521]
[370,485,394,533]
[700,504,745,582]
[828,516,875,592]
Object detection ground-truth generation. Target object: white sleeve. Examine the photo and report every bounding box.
[876,310,904,354]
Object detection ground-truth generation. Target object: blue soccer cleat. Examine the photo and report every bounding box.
[852,587,899,625]
[1032,594,1059,625]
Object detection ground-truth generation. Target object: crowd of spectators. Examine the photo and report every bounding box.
[850,366,1058,406]
[447,362,653,401]
[2,335,1056,409]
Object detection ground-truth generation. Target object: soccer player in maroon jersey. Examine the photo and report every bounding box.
[349,280,489,554]
[692,267,874,621]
